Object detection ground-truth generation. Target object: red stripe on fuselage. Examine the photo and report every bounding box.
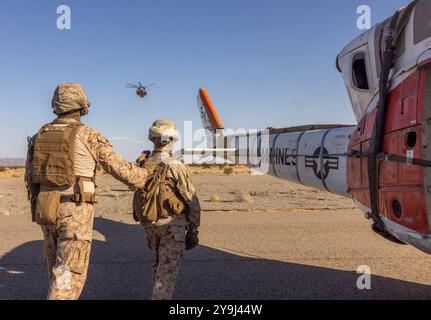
[348,68,431,233]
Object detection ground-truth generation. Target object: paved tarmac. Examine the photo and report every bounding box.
[2,208,431,300]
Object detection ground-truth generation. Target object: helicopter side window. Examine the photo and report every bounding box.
[414,0,431,45]
[352,53,370,90]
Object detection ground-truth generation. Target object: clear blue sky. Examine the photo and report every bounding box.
[0,0,410,160]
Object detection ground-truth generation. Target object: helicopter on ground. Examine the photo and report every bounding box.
[125,82,155,98]
[188,0,431,254]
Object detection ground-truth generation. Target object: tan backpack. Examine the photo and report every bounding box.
[133,162,186,223]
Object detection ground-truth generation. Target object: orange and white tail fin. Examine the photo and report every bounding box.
[197,88,224,134]
[183,88,236,160]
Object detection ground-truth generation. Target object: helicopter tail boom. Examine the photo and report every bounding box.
[197,88,224,134]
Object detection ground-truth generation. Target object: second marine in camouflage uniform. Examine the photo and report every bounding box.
[134,119,201,300]
[25,83,148,300]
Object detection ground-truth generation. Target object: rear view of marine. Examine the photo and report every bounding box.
[25,83,148,300]
[133,119,201,300]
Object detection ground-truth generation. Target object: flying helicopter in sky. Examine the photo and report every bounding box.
[187,0,431,254]
[125,82,155,99]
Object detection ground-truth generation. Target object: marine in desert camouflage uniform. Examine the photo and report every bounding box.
[25,83,148,300]
[134,119,201,300]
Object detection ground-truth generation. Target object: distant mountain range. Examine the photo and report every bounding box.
[0,158,26,167]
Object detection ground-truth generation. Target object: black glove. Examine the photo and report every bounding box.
[185,229,199,251]
[132,209,140,223]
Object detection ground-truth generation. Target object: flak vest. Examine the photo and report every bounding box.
[31,119,97,204]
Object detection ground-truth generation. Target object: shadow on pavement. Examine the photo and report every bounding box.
[1,218,430,300]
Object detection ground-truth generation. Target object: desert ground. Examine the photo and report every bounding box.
[1,167,431,300]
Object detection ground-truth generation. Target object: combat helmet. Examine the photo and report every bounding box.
[51,83,91,116]
[148,119,180,144]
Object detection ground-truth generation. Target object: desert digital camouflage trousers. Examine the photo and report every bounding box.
[144,222,187,300]
[41,202,94,300]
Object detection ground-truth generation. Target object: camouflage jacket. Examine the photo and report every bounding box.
[25,118,148,190]
[141,150,201,229]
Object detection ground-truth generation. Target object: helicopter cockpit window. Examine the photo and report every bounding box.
[414,0,431,45]
[352,53,370,90]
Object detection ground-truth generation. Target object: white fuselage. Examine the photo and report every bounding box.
[232,127,355,198]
